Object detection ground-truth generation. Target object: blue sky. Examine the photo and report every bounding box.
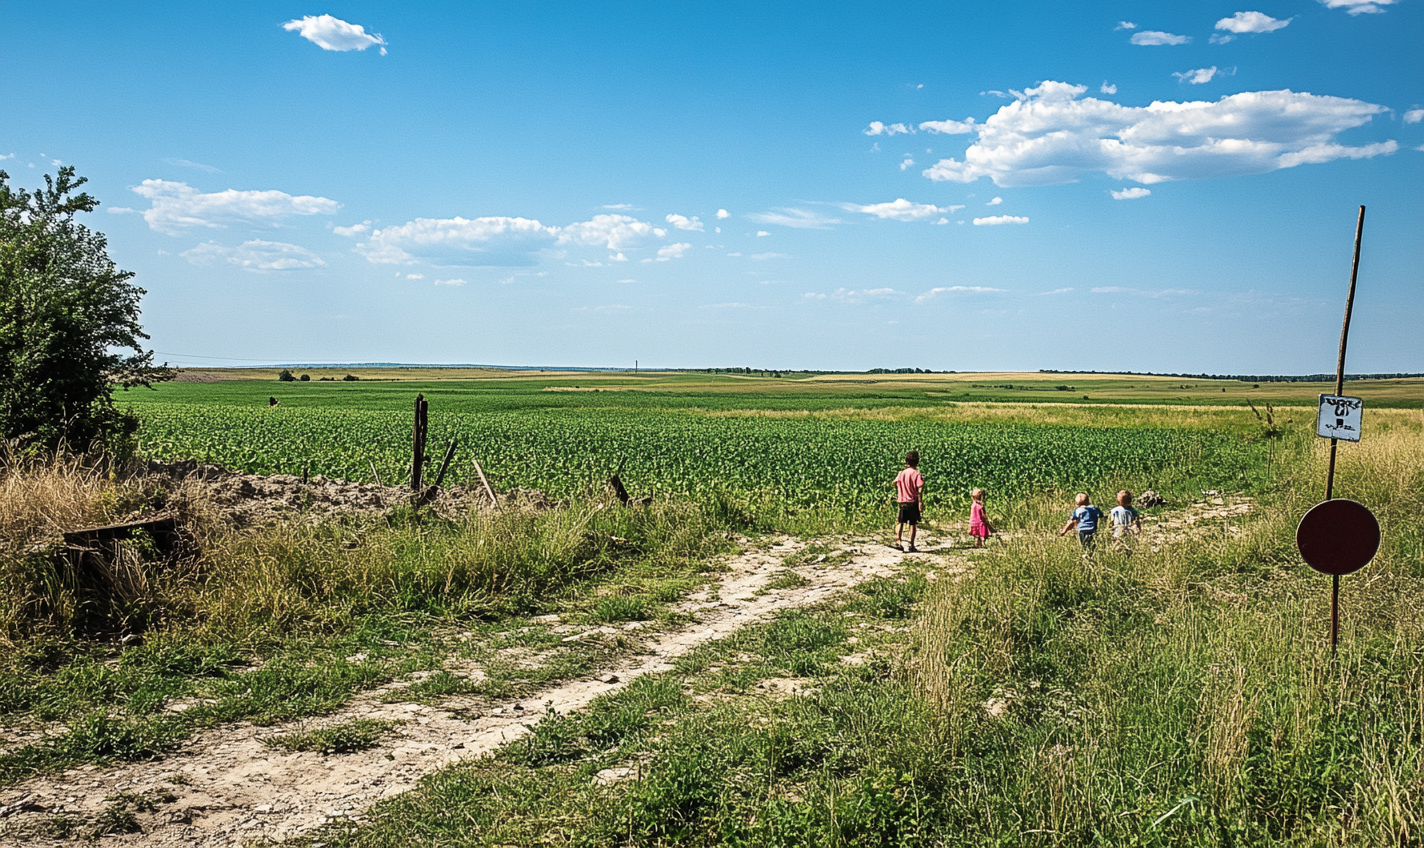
[3,1,1420,373]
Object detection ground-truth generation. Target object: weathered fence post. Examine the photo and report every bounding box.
[410,394,428,492]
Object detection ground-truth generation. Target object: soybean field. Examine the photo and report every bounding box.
[132,401,1267,519]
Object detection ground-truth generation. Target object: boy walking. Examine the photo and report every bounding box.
[1058,492,1104,549]
[1111,490,1143,540]
[894,451,924,552]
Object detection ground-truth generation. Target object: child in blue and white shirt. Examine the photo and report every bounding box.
[1058,492,1104,548]
[1111,490,1143,539]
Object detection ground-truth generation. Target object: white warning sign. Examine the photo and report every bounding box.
[1317,395,1364,442]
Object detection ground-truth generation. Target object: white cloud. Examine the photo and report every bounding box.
[919,118,976,134]
[181,239,325,271]
[130,180,340,235]
[750,252,788,260]
[665,213,704,232]
[746,208,840,229]
[1404,109,1424,124]
[1101,82,1118,95]
[900,155,915,170]
[716,208,731,219]
[1042,287,1074,295]
[1211,33,1237,44]
[610,252,628,262]
[1216,11,1292,33]
[406,273,424,279]
[434,278,468,286]
[1111,187,1152,199]
[986,196,1003,205]
[845,198,945,221]
[864,121,913,136]
[914,285,1007,302]
[932,217,950,225]
[921,82,1397,188]
[1092,286,1195,297]
[972,215,1030,226]
[755,231,770,237]
[359,216,556,264]
[1131,30,1191,46]
[617,279,635,283]
[163,157,222,173]
[283,15,387,54]
[0,153,13,160]
[333,221,370,237]
[1174,67,1221,85]
[602,203,636,210]
[651,242,692,261]
[803,292,827,300]
[558,214,665,249]
[1115,21,1137,30]
[1320,0,1399,14]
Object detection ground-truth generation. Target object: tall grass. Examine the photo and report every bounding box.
[915,413,1424,845]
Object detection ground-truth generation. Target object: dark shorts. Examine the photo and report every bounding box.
[897,502,921,526]
[1078,529,1097,548]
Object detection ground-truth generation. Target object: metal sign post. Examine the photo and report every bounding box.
[1298,205,1370,656]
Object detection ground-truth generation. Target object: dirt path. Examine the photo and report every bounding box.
[1,534,964,846]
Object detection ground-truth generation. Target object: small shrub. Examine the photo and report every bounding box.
[277,369,296,382]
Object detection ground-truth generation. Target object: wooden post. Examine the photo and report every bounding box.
[1326,204,1366,655]
[472,457,498,507]
[433,440,458,489]
[411,394,428,492]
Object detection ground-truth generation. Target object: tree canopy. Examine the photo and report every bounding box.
[0,167,171,452]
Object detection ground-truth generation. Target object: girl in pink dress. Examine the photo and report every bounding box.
[969,488,994,547]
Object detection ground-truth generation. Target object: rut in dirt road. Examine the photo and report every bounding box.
[0,534,965,847]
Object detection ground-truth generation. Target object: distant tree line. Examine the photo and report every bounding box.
[1038,370,1424,383]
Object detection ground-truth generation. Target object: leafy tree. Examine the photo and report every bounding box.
[0,167,172,452]
[277,369,296,382]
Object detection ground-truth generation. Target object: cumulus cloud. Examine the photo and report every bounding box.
[864,121,914,135]
[647,242,692,262]
[665,213,704,232]
[406,273,424,279]
[986,196,1003,205]
[746,208,840,229]
[333,222,370,237]
[1320,0,1399,14]
[358,216,557,265]
[919,118,976,134]
[434,278,468,286]
[1101,82,1118,95]
[900,155,915,170]
[972,215,1030,226]
[914,285,1007,302]
[716,208,731,219]
[1404,109,1424,124]
[756,231,770,237]
[181,239,325,271]
[1216,11,1292,33]
[283,15,387,54]
[558,214,666,249]
[1111,187,1152,199]
[602,203,636,210]
[1131,30,1191,45]
[1174,67,1220,85]
[130,180,340,235]
[921,81,1397,188]
[1115,21,1137,30]
[844,198,947,221]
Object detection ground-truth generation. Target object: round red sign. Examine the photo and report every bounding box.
[1296,499,1380,576]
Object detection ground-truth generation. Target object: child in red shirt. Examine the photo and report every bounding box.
[894,451,924,552]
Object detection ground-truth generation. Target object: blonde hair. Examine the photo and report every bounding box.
[971,488,985,501]
[1074,492,1090,506]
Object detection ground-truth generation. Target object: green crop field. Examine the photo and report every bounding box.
[118,369,1307,524]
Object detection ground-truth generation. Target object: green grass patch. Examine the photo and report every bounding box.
[263,718,402,755]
